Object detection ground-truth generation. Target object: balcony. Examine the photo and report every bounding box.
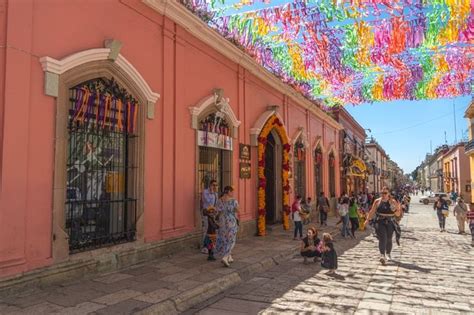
[465,140,474,155]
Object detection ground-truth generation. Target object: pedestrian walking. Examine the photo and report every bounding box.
[433,195,449,232]
[453,197,469,234]
[450,191,458,204]
[317,192,330,226]
[365,186,402,265]
[291,195,303,240]
[337,196,350,238]
[467,207,474,246]
[320,233,337,274]
[300,226,321,264]
[348,197,360,238]
[201,180,218,254]
[215,186,239,267]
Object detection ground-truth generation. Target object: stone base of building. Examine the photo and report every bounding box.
[0,219,257,295]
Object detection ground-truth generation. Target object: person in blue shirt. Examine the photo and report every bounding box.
[201,180,218,254]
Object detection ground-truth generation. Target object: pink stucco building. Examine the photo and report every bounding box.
[443,143,471,202]
[0,0,342,280]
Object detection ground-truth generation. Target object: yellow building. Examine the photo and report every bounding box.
[464,99,474,204]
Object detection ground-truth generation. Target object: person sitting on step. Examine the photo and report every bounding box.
[300,226,321,264]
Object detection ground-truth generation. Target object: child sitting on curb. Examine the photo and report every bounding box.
[300,227,321,264]
[321,233,338,274]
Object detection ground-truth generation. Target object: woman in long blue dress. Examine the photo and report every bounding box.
[215,186,239,267]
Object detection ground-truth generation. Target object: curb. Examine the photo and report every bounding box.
[135,225,341,314]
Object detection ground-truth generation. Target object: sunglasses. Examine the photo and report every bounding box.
[382,192,389,195]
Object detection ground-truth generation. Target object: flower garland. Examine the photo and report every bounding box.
[257,115,291,236]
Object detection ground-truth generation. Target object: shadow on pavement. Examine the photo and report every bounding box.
[390,260,432,273]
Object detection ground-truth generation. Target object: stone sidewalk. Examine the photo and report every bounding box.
[0,217,343,315]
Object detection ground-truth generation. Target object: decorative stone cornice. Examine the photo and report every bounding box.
[291,127,309,148]
[250,109,286,146]
[189,91,241,138]
[143,0,342,131]
[312,136,324,152]
[39,48,160,105]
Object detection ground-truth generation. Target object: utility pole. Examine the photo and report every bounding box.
[430,140,432,154]
[453,99,457,144]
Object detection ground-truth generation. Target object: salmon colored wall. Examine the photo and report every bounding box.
[0,0,341,278]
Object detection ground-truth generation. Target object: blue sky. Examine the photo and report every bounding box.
[345,95,472,174]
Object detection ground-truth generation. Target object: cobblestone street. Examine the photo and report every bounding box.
[188,196,474,314]
[1,197,473,314]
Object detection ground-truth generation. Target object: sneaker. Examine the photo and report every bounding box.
[386,254,392,261]
[221,258,230,267]
[228,255,234,263]
[379,255,386,265]
[201,248,209,254]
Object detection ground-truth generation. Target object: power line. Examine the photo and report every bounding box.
[373,106,466,136]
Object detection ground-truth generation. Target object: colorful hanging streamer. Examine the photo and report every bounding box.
[71,88,139,133]
[181,0,474,105]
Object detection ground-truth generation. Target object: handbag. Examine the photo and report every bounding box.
[442,209,449,217]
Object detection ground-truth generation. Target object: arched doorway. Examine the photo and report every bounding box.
[189,90,241,229]
[257,114,290,236]
[264,130,283,225]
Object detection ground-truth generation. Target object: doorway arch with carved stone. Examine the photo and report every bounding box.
[253,112,290,236]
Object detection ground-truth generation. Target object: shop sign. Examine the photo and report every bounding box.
[198,130,233,151]
[239,144,251,160]
[240,162,251,179]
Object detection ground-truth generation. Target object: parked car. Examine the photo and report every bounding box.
[419,193,452,206]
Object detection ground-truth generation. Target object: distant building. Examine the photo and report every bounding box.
[365,138,388,194]
[464,99,474,204]
[442,143,471,201]
[331,108,368,195]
